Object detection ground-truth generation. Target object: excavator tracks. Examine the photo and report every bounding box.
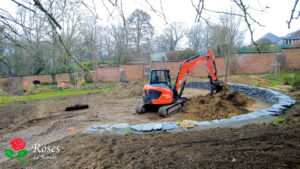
[136,98,186,117]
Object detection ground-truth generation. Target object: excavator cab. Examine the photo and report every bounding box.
[149,69,171,88]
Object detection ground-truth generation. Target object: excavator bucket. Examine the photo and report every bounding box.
[215,84,224,93]
[215,81,227,93]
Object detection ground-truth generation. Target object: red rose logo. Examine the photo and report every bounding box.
[4,138,28,162]
[10,138,26,151]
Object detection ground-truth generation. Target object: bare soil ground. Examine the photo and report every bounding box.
[0,76,287,168]
[1,92,299,169]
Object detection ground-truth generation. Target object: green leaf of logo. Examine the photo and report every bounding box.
[16,150,28,159]
[4,149,15,158]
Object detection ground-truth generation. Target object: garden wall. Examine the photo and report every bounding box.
[282,48,300,70]
[2,48,300,83]
[2,73,69,85]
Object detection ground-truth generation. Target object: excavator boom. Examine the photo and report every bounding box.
[172,49,220,98]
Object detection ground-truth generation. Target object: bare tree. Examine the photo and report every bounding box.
[187,22,214,52]
[127,9,153,59]
[191,0,264,52]
[111,23,129,64]
[158,22,185,51]
[211,12,244,83]
[153,34,169,53]
[101,26,114,59]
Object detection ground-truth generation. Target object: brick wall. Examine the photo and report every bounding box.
[97,67,120,81]
[235,53,274,74]
[22,75,52,83]
[22,76,38,83]
[95,49,300,82]
[55,73,70,82]
[3,48,300,83]
[282,48,300,70]
[151,62,181,78]
[121,64,146,80]
[150,58,227,78]
[38,75,53,83]
[189,58,226,76]
[3,73,70,85]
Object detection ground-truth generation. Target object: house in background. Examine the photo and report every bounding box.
[281,29,300,45]
[256,33,280,44]
[255,30,300,45]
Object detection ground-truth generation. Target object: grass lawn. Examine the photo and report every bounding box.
[0,88,111,105]
[26,84,56,94]
[1,71,299,105]
[84,82,117,88]
[265,71,300,87]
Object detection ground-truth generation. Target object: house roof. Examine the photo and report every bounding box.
[256,33,280,44]
[284,29,300,38]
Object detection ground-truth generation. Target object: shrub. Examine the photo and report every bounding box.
[81,61,93,70]
[283,74,300,86]
[276,53,287,71]
[40,65,73,75]
[175,48,198,60]
[290,40,300,47]
[120,55,131,64]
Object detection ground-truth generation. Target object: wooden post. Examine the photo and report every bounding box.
[274,58,277,79]
[92,51,99,86]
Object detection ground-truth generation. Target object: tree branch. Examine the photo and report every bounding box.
[10,0,35,13]
[79,0,100,20]
[144,0,168,24]
[33,0,62,29]
[33,0,89,72]
[287,0,299,28]
[233,0,260,53]
[0,14,31,30]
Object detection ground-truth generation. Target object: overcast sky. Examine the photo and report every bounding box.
[2,0,300,45]
[115,0,300,44]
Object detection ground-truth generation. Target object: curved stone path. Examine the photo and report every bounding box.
[87,82,296,134]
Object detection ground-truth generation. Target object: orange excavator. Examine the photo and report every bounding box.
[136,49,223,117]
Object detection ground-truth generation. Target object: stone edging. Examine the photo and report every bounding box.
[87,82,296,133]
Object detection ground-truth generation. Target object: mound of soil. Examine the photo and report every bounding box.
[181,88,254,121]
[108,81,144,98]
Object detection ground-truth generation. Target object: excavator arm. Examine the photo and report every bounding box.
[172,49,220,98]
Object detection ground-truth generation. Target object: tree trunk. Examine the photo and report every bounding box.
[224,49,230,84]
[92,51,99,87]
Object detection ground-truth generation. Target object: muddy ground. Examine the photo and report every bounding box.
[1,92,299,169]
[0,77,295,169]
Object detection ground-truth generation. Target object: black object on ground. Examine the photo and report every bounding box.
[65,104,89,111]
[33,80,40,85]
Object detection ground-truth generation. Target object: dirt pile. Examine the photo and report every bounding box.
[108,81,144,98]
[181,88,254,121]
